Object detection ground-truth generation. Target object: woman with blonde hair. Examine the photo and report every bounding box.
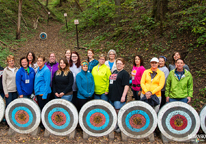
[52,58,74,101]
[3,55,18,107]
[65,49,71,63]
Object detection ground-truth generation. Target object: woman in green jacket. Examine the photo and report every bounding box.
[165,58,193,103]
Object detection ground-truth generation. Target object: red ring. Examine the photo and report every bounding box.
[51,112,66,126]
[90,112,106,127]
[170,114,187,130]
[15,110,29,124]
[129,114,146,129]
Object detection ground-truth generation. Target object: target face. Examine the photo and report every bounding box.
[41,99,78,136]
[118,101,157,139]
[0,96,5,122]
[39,32,47,40]
[200,104,206,134]
[5,98,40,134]
[79,100,117,137]
[158,102,200,141]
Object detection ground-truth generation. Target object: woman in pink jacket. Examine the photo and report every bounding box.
[131,55,145,100]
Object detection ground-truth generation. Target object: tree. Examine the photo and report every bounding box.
[46,0,48,7]
[114,0,121,26]
[16,0,23,40]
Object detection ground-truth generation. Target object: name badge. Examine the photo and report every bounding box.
[110,80,113,84]
[132,76,134,80]
[25,79,30,84]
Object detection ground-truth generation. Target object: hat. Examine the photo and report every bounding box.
[150,57,159,63]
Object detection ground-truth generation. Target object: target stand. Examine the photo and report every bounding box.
[41,99,78,139]
[5,98,41,136]
[0,96,5,122]
[79,100,117,140]
[158,102,200,144]
[118,101,157,142]
[200,104,206,134]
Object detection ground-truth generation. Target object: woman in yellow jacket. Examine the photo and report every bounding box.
[92,54,111,101]
[140,57,165,113]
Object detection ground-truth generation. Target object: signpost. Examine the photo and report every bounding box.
[64,13,68,30]
[74,19,79,49]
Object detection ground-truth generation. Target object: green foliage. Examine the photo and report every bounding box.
[199,88,206,97]
[0,46,13,67]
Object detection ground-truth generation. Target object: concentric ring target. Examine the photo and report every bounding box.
[118,101,157,139]
[0,96,5,122]
[200,104,206,134]
[41,99,78,136]
[79,100,117,137]
[5,98,40,134]
[39,32,47,40]
[158,102,200,141]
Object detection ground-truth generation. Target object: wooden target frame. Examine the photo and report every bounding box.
[41,99,78,136]
[158,102,200,141]
[0,96,5,122]
[79,100,117,137]
[5,98,41,134]
[118,101,157,139]
[200,104,206,134]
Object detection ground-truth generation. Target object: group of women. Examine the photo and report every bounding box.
[1,50,191,132]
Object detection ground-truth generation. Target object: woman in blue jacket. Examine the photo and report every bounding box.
[87,49,98,73]
[34,56,51,110]
[16,57,35,98]
[76,61,94,112]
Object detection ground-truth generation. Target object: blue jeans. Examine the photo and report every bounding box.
[6,92,18,108]
[109,100,125,109]
[0,92,5,99]
[55,95,73,102]
[22,95,31,98]
[132,90,140,100]
[169,98,188,103]
[94,93,108,102]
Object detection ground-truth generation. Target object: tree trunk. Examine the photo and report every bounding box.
[75,0,83,12]
[152,0,168,21]
[114,0,121,26]
[16,0,23,40]
[46,0,48,7]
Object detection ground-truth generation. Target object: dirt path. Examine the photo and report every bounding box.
[1,22,188,144]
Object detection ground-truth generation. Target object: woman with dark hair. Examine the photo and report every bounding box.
[3,55,18,108]
[87,49,98,73]
[27,52,38,72]
[16,57,35,98]
[76,60,94,111]
[169,51,190,71]
[34,56,51,110]
[158,56,169,108]
[52,58,73,101]
[131,55,145,100]
[69,51,81,107]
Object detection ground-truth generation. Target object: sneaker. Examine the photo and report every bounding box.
[115,128,121,133]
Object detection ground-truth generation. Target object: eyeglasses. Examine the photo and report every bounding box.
[109,54,115,55]
[117,63,123,65]
[72,56,78,58]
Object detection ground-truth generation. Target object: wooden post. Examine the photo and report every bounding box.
[16,0,23,40]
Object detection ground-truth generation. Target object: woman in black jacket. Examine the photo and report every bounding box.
[52,58,74,101]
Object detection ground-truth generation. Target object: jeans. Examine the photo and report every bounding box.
[169,98,188,103]
[94,93,108,102]
[109,100,125,109]
[37,94,50,110]
[22,95,31,98]
[55,94,73,102]
[0,92,5,99]
[6,92,18,108]
[132,90,140,100]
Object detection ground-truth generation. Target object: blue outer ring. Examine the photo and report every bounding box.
[48,107,70,130]
[12,107,33,128]
[86,109,109,131]
[125,110,150,132]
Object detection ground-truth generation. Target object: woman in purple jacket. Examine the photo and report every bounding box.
[46,52,59,100]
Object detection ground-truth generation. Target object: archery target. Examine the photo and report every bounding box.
[41,99,78,136]
[118,101,157,139]
[5,98,41,134]
[200,104,206,134]
[39,32,47,40]
[79,100,117,137]
[0,96,5,122]
[158,102,200,141]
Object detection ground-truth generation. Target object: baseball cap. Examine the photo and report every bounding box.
[150,57,159,63]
